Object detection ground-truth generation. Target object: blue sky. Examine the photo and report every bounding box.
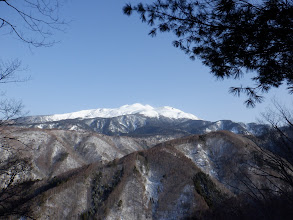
[1,0,292,123]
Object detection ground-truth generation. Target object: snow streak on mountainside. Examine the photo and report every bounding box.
[24,103,199,123]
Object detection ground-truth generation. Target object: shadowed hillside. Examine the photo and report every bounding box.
[1,128,291,219]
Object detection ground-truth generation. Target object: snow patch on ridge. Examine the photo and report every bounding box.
[176,143,218,179]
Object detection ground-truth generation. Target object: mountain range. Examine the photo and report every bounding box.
[1,104,292,219]
[15,103,270,137]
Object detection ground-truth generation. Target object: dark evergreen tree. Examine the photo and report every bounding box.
[124,0,293,107]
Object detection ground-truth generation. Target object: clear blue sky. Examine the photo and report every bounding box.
[1,0,292,123]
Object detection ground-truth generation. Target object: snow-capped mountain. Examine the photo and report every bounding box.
[20,103,199,124]
[14,103,270,137]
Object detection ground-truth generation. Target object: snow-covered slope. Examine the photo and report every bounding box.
[15,104,271,138]
[24,103,199,123]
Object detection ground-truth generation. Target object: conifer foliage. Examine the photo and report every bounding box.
[124,0,293,107]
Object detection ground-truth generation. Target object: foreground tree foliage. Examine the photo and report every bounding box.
[124,0,293,107]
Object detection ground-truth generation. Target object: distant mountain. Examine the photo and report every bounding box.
[17,103,199,124]
[14,104,270,137]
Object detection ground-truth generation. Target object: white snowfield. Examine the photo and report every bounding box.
[38,103,200,122]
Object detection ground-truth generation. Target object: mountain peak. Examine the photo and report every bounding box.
[35,103,200,122]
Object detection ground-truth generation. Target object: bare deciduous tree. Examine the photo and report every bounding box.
[0,59,27,125]
[0,154,33,218]
[233,100,293,211]
[260,99,293,163]
[0,0,66,47]
[0,1,66,218]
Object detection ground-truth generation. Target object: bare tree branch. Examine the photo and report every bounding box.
[0,0,67,47]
